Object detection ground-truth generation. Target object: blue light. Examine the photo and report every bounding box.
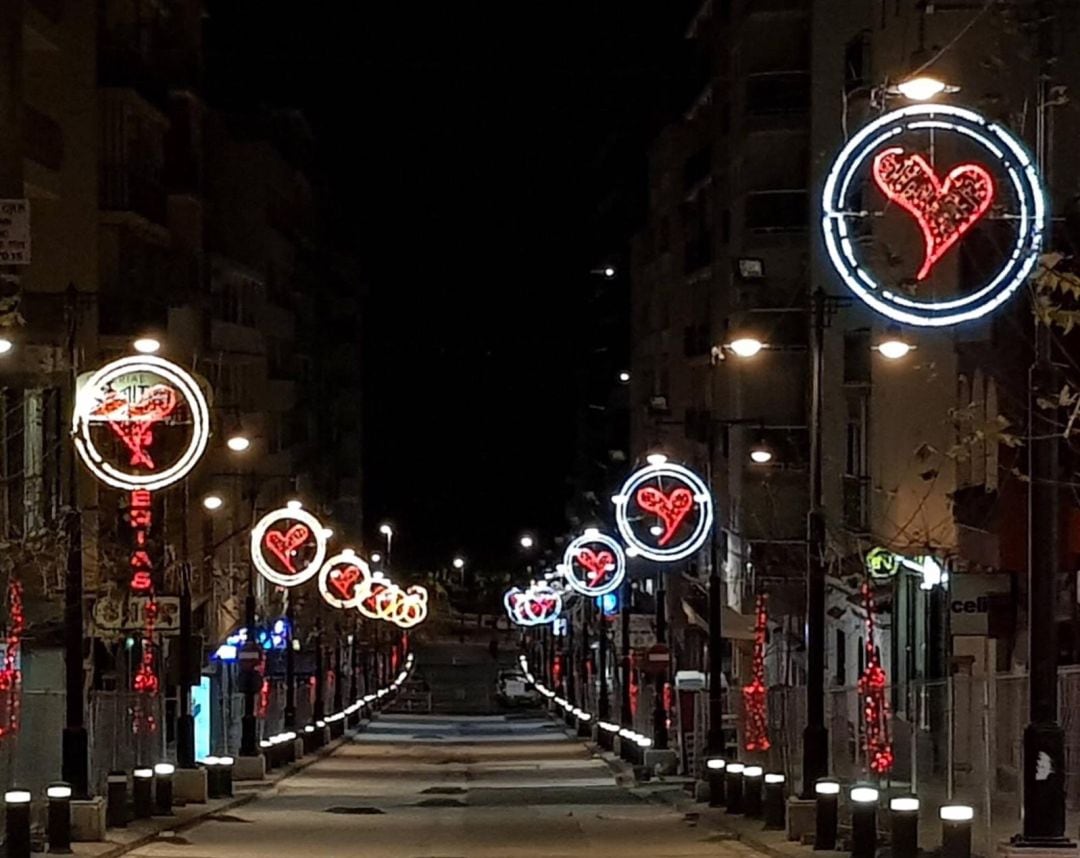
[597,592,619,615]
[213,644,238,662]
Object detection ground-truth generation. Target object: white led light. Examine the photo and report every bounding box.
[578,713,592,722]
[822,103,1045,327]
[891,797,919,812]
[561,530,626,597]
[226,434,251,452]
[133,768,153,779]
[636,737,653,747]
[250,505,330,588]
[851,786,879,803]
[613,461,714,563]
[940,805,974,822]
[877,338,913,360]
[728,337,765,358]
[304,725,315,733]
[72,355,211,491]
[153,763,175,776]
[202,756,221,766]
[646,453,667,466]
[132,337,161,354]
[744,766,763,777]
[815,780,840,796]
[707,759,726,771]
[749,448,773,464]
[726,763,745,774]
[46,785,72,799]
[316,720,326,728]
[895,76,950,101]
[317,551,372,610]
[219,756,234,765]
[4,790,30,804]
[765,773,785,784]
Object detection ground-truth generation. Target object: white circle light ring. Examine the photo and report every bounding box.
[250,505,329,588]
[613,462,713,563]
[72,355,211,492]
[562,531,626,597]
[822,103,1045,328]
[317,550,371,609]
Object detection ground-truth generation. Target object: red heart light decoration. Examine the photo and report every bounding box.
[872,147,994,281]
[329,564,362,600]
[263,524,311,574]
[92,385,180,469]
[577,548,615,585]
[636,486,694,546]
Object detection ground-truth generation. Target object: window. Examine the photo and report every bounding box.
[844,31,871,94]
[746,72,810,116]
[745,191,807,232]
[835,630,846,685]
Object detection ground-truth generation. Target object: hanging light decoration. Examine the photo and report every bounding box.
[742,594,771,753]
[859,582,893,774]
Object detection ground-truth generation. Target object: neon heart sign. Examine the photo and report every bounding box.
[317,550,371,609]
[73,355,210,492]
[250,502,330,588]
[822,103,1045,327]
[504,583,562,626]
[871,148,994,281]
[613,460,713,563]
[562,530,625,597]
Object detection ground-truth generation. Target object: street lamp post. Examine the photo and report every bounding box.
[620,578,632,728]
[284,593,296,729]
[652,571,668,750]
[597,601,610,720]
[379,524,393,568]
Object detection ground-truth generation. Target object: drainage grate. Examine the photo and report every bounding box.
[420,786,466,795]
[325,806,386,815]
[414,798,466,807]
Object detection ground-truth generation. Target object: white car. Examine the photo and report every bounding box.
[496,670,540,706]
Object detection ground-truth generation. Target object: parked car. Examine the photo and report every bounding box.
[496,669,540,706]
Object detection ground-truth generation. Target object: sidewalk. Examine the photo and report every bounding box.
[70,721,369,858]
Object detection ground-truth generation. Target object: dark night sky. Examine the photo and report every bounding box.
[207,3,692,571]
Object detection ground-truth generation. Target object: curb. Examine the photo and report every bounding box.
[87,722,367,858]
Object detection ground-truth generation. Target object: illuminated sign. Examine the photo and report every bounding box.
[865,547,944,590]
[561,530,626,597]
[317,550,371,610]
[613,461,713,562]
[504,583,562,626]
[597,591,619,616]
[192,676,211,762]
[72,355,211,492]
[822,103,1045,327]
[250,503,330,588]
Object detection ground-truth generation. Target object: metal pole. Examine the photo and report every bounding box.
[598,602,610,720]
[707,417,724,754]
[653,572,668,749]
[313,619,325,721]
[333,625,344,712]
[176,561,194,768]
[801,287,829,797]
[284,592,296,728]
[620,578,632,727]
[239,588,257,756]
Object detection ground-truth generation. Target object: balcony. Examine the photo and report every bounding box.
[99,164,167,225]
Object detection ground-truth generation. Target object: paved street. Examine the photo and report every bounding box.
[121,712,755,858]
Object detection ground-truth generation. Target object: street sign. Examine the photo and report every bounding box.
[643,644,670,676]
[674,669,707,691]
[614,613,656,649]
[0,200,30,264]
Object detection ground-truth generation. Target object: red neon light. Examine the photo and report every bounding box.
[858,582,893,774]
[0,578,25,738]
[92,385,179,469]
[636,486,694,545]
[576,548,615,586]
[263,524,311,574]
[872,147,994,281]
[328,564,363,601]
[742,595,771,752]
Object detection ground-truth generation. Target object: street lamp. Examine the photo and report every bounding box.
[618,371,630,383]
[453,556,465,585]
[874,328,916,361]
[749,443,773,465]
[889,75,959,101]
[202,494,224,511]
[379,524,393,566]
[646,452,667,466]
[727,337,766,358]
[132,337,161,355]
[371,552,382,564]
[226,434,251,453]
[519,535,534,550]
[0,337,14,356]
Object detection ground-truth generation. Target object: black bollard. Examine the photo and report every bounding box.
[202,757,221,799]
[133,768,154,819]
[706,758,726,807]
[46,782,73,854]
[577,713,592,738]
[940,805,973,858]
[814,778,840,850]
[889,796,920,858]
[260,739,275,770]
[763,773,786,830]
[743,766,764,818]
[5,790,32,858]
[849,786,879,858]
[153,763,175,816]
[106,772,128,828]
[725,763,745,814]
[219,756,235,797]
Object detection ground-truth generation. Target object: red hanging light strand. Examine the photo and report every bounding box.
[742,594,771,753]
[0,578,25,737]
[858,582,893,774]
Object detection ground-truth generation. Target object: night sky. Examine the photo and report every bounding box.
[207,3,692,571]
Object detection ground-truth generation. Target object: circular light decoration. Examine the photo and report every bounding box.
[562,530,626,597]
[822,103,1045,327]
[356,571,394,620]
[504,583,562,626]
[72,354,211,491]
[250,503,330,588]
[317,549,371,609]
[613,461,713,563]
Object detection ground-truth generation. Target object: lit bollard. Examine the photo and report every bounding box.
[814,778,840,850]
[133,768,154,818]
[850,785,879,858]
[706,758,726,807]
[260,739,274,771]
[153,762,175,816]
[889,796,920,858]
[106,772,128,828]
[46,782,72,854]
[303,725,317,754]
[282,732,297,764]
[940,805,973,858]
[725,763,745,814]
[576,713,592,738]
[5,790,31,858]
[219,757,235,797]
[764,773,786,830]
[315,720,327,748]
[635,734,652,766]
[743,766,764,818]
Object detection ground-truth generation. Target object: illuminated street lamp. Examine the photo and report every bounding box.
[453,556,465,585]
[618,371,630,383]
[132,337,161,355]
[379,524,393,566]
[727,337,766,358]
[0,337,14,356]
[645,452,667,466]
[874,327,916,361]
[519,535,534,550]
[604,266,616,278]
[888,75,959,101]
[226,434,251,453]
[202,494,224,511]
[371,552,382,564]
[749,443,773,465]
